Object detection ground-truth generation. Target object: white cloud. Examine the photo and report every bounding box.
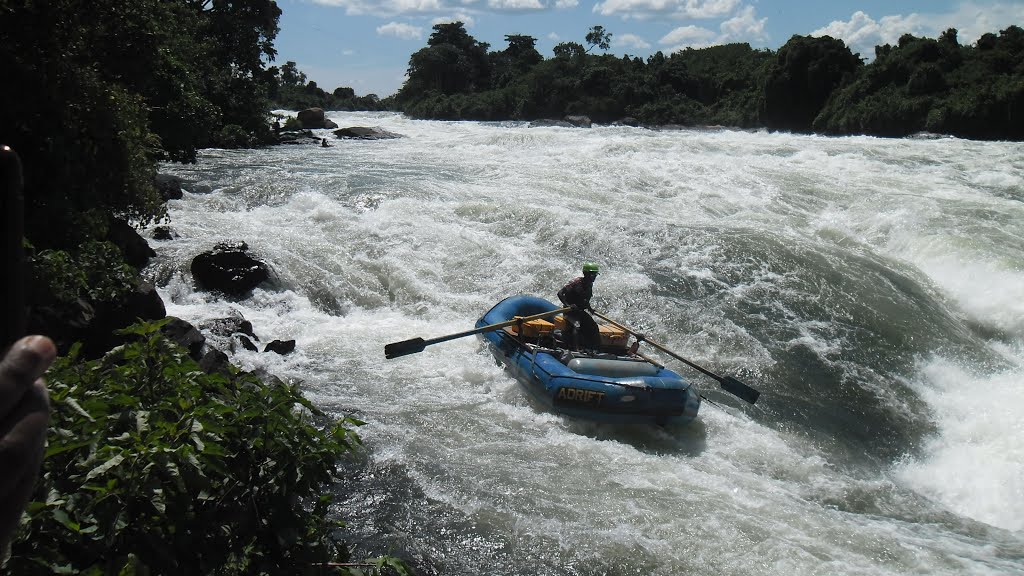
[548,31,561,41]
[657,4,764,52]
[719,5,766,42]
[811,3,1024,60]
[593,0,742,20]
[312,0,449,17]
[488,0,544,10]
[812,11,924,58]
[313,0,580,16]
[432,13,476,27]
[660,25,716,47]
[376,21,424,39]
[616,33,651,50]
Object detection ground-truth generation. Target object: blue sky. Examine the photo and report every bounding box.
[273,0,1024,97]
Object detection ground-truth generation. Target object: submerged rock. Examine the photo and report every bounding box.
[190,241,270,296]
[333,126,403,140]
[264,339,296,355]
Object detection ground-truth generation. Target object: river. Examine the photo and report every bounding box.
[153,112,1024,575]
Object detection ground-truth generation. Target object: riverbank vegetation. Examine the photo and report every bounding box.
[396,22,1024,141]
[269,61,393,112]
[1,1,401,573]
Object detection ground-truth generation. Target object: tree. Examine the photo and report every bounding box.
[399,22,492,98]
[279,61,307,86]
[762,35,862,132]
[492,34,543,88]
[554,41,586,59]
[586,25,612,52]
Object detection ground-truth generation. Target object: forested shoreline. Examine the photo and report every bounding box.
[389,22,1024,141]
[0,0,1021,573]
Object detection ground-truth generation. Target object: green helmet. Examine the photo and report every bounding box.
[582,263,599,275]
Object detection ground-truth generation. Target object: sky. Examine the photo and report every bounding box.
[272,0,1024,98]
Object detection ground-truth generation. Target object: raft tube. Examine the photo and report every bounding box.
[476,295,701,426]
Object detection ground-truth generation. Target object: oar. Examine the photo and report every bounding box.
[385,306,572,359]
[592,310,760,404]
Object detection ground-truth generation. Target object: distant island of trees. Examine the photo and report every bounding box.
[278,21,1024,141]
[378,22,1023,141]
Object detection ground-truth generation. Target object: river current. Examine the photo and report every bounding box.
[153,112,1024,575]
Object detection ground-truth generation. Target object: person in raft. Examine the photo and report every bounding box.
[557,263,602,351]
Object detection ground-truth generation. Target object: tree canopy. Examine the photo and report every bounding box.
[394,23,1024,141]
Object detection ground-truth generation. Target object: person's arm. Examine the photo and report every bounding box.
[557,280,573,306]
[0,335,55,555]
[558,278,583,307]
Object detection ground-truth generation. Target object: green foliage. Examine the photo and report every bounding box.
[392,22,1023,140]
[762,34,863,132]
[30,242,140,309]
[269,61,393,111]
[6,320,376,575]
[0,0,288,253]
[214,124,256,149]
[585,25,613,52]
[396,22,492,104]
[816,25,1024,139]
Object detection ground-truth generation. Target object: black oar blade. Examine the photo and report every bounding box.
[384,337,426,359]
[720,376,759,404]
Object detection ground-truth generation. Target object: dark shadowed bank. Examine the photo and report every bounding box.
[0,0,408,573]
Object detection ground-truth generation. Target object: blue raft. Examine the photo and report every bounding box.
[476,295,701,426]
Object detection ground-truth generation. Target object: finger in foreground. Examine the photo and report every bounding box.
[0,336,56,419]
[0,378,50,551]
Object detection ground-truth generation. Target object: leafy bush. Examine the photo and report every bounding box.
[6,320,381,575]
[214,124,255,149]
[30,242,140,309]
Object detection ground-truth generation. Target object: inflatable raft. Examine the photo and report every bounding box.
[475,295,701,426]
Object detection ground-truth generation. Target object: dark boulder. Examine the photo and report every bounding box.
[190,241,270,296]
[160,316,206,360]
[264,339,296,355]
[277,129,319,145]
[152,226,175,241]
[237,335,259,352]
[108,219,156,269]
[155,174,184,201]
[28,298,96,356]
[333,126,403,140]
[123,281,166,322]
[297,108,338,129]
[529,119,575,128]
[201,314,259,342]
[81,282,167,358]
[199,348,231,375]
[564,115,592,128]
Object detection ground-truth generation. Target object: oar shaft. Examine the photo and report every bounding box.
[385,306,571,358]
[593,311,710,375]
[592,309,760,404]
[434,306,571,344]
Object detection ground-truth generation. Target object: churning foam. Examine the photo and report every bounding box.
[896,354,1024,532]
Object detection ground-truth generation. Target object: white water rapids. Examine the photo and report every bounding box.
[153,112,1024,575]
